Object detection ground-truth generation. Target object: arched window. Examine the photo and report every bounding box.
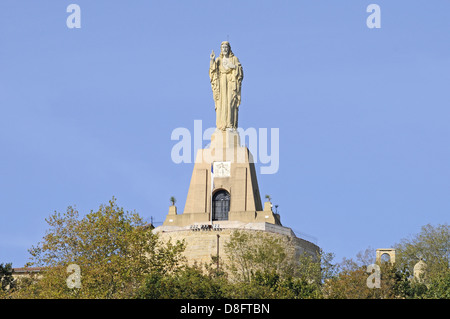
[380,253,391,264]
[212,190,230,221]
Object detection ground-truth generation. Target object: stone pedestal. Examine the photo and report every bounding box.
[163,129,279,227]
[168,205,177,215]
[154,222,320,267]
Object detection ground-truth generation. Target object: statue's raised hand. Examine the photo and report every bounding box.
[210,50,215,61]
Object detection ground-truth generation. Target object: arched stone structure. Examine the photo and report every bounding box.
[376,248,396,264]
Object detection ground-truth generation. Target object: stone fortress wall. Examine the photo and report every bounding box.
[153,221,320,268]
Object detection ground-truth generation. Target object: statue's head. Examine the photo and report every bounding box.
[220,41,234,57]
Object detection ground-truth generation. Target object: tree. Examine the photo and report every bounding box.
[394,223,449,298]
[170,196,176,206]
[222,230,328,298]
[323,248,398,299]
[424,271,450,299]
[394,224,449,279]
[297,249,338,286]
[0,263,16,293]
[136,264,229,299]
[224,230,297,282]
[11,197,186,299]
[323,226,450,299]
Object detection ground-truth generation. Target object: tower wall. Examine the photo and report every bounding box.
[163,130,276,227]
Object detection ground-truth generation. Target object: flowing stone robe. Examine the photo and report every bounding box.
[209,54,243,130]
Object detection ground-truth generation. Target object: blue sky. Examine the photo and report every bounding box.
[1,0,449,267]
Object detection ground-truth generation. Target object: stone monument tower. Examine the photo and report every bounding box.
[154,42,319,265]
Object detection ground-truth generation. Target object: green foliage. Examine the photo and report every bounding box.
[324,261,397,299]
[135,232,329,300]
[395,224,449,268]
[394,224,449,279]
[6,205,448,300]
[136,265,322,299]
[425,272,450,299]
[393,223,449,299]
[224,230,296,282]
[0,263,16,292]
[11,197,186,299]
[298,250,338,285]
[250,270,322,299]
[221,230,330,299]
[323,223,450,299]
[136,264,228,299]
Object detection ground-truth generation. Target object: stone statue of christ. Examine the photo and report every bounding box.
[209,41,244,131]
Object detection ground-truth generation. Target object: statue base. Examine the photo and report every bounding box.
[162,129,280,227]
